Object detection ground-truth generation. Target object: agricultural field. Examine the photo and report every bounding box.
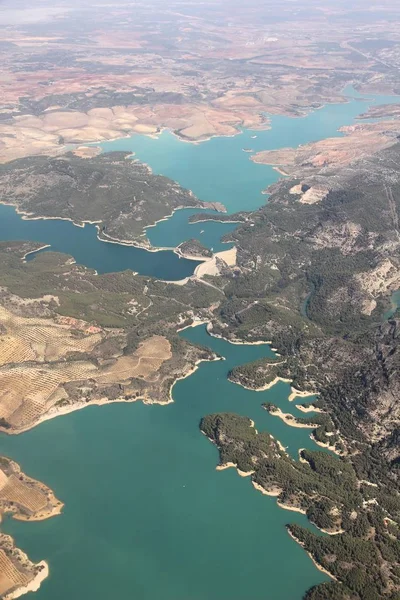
[0,475,47,515]
[0,456,63,521]
[0,550,28,597]
[0,281,214,433]
[0,305,103,364]
[0,361,99,429]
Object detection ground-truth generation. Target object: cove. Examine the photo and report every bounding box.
[384,289,400,320]
[99,86,400,251]
[0,326,328,600]
[0,204,200,281]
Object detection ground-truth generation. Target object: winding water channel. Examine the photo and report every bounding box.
[0,88,399,599]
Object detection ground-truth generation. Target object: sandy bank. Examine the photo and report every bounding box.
[231,375,292,393]
[206,323,272,346]
[259,376,292,391]
[215,247,237,266]
[216,462,237,471]
[13,497,64,522]
[215,462,254,477]
[252,481,282,497]
[296,404,323,414]
[310,433,343,455]
[267,407,316,429]
[176,319,209,332]
[193,246,237,279]
[3,355,222,436]
[4,397,155,436]
[21,244,51,261]
[252,482,311,518]
[168,356,222,402]
[0,199,225,263]
[5,561,49,600]
[287,529,336,580]
[188,217,244,225]
[277,501,306,515]
[288,387,318,402]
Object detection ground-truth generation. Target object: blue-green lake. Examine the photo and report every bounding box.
[0,205,199,281]
[1,86,399,273]
[1,87,400,599]
[100,85,400,251]
[0,326,327,600]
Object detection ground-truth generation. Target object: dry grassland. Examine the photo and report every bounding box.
[0,102,267,162]
[251,120,400,175]
[98,336,171,383]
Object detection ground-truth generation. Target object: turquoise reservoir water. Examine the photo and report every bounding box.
[384,289,400,320]
[1,89,399,599]
[0,205,200,281]
[99,87,400,250]
[1,88,398,272]
[0,326,327,600]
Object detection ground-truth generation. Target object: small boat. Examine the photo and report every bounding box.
[200,230,204,234]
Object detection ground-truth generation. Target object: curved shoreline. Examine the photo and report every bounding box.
[0,200,225,264]
[288,388,318,402]
[4,561,49,600]
[81,88,360,156]
[287,529,336,581]
[21,244,51,261]
[227,375,292,392]
[206,323,272,346]
[266,407,316,429]
[215,462,255,477]
[0,356,223,437]
[0,200,241,287]
[0,318,278,439]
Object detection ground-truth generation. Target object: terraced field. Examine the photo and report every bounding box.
[0,361,99,428]
[0,549,28,596]
[0,475,47,514]
[0,296,181,432]
[0,306,103,363]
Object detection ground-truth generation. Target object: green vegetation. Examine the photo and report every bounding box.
[0,152,205,245]
[202,413,400,599]
[188,212,246,224]
[290,524,399,600]
[201,143,400,598]
[0,241,220,329]
[202,413,361,525]
[177,238,212,258]
[19,88,188,116]
[228,357,283,389]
